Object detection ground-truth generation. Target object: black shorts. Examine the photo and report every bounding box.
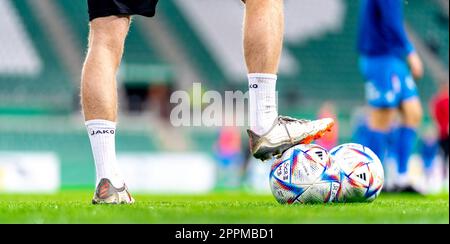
[87,0,159,21]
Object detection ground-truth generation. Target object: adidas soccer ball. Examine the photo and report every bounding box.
[330,143,384,202]
[269,144,341,204]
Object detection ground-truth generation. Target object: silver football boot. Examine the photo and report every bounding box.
[92,178,135,204]
[248,116,334,161]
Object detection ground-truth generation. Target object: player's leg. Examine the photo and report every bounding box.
[244,0,283,136]
[243,0,334,161]
[362,108,397,163]
[440,137,449,190]
[389,64,423,191]
[81,16,133,204]
[82,0,159,204]
[82,16,130,121]
[358,56,399,164]
[396,97,423,190]
[243,0,283,75]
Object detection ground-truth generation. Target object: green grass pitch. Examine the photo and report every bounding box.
[0,191,448,224]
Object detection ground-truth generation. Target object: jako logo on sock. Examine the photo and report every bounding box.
[90,129,115,136]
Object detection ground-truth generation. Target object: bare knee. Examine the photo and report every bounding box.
[368,108,396,132]
[400,99,423,128]
[87,16,131,62]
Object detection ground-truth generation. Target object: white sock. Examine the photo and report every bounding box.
[85,119,124,188]
[248,73,278,135]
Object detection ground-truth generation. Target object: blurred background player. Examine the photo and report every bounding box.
[357,0,424,193]
[316,101,339,150]
[430,80,449,191]
[418,126,440,192]
[214,125,243,190]
[83,0,333,204]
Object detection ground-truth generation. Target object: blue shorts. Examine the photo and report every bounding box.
[359,55,418,108]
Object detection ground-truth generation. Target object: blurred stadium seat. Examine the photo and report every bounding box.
[405,0,449,66]
[0,0,73,114]
[0,0,41,75]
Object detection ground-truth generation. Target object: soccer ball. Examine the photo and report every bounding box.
[330,143,384,202]
[269,144,341,204]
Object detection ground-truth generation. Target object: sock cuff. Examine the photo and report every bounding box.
[85,119,116,128]
[248,73,277,81]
